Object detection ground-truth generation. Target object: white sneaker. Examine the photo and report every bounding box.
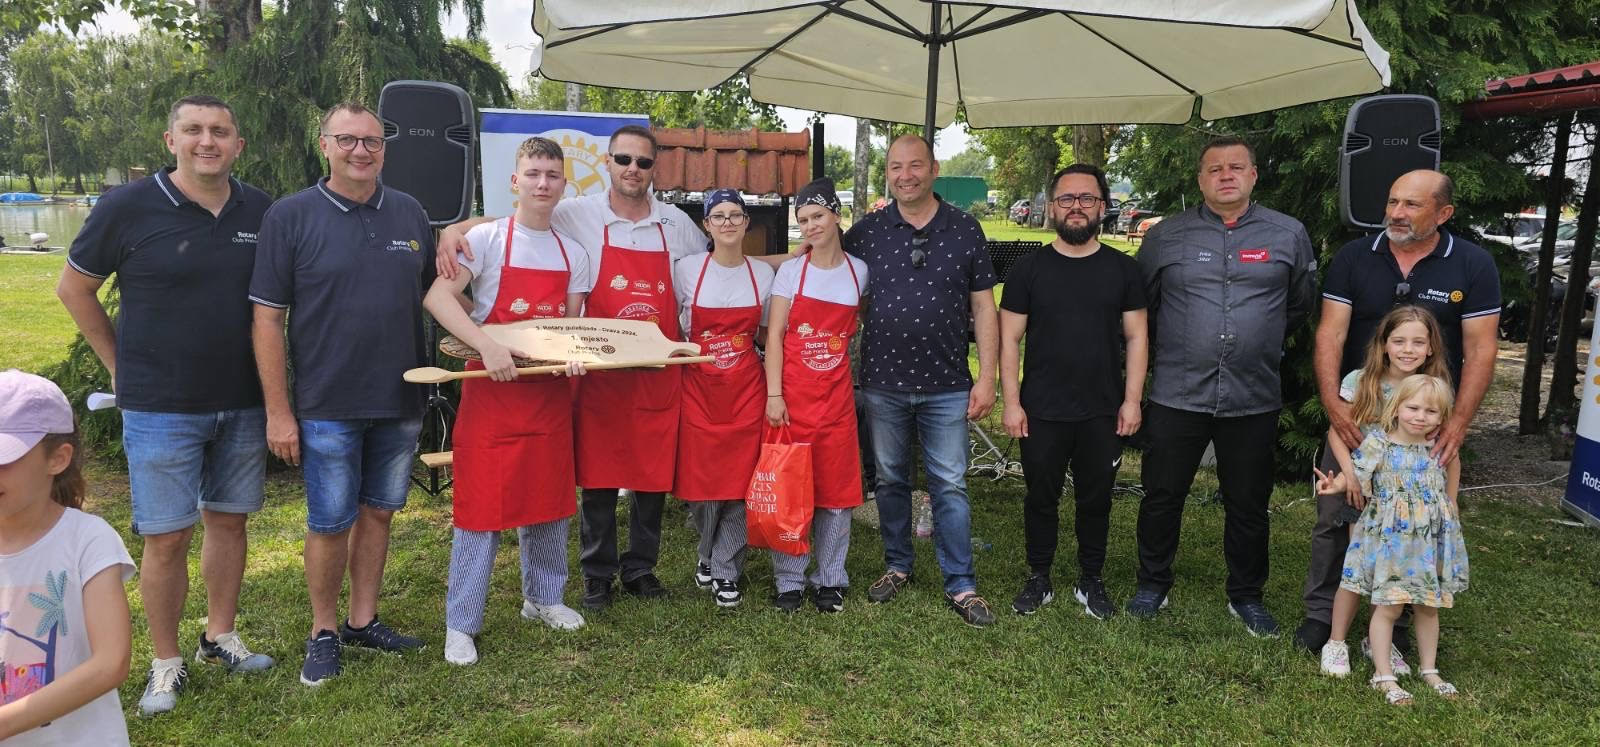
[522,600,586,630]
[1320,640,1351,677]
[443,628,477,666]
[1361,636,1411,676]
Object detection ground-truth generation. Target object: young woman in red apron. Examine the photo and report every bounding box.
[574,216,685,599]
[763,179,869,614]
[421,140,591,665]
[673,190,773,607]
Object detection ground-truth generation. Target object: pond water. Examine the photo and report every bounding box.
[0,204,92,248]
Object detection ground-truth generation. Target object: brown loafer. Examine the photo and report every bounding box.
[866,570,911,603]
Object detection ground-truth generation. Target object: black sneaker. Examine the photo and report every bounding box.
[948,593,997,628]
[712,578,742,608]
[622,573,669,599]
[583,577,614,610]
[338,617,424,653]
[694,562,713,589]
[773,589,804,613]
[300,630,341,687]
[1073,577,1117,620]
[1227,600,1281,638]
[813,586,845,613]
[1293,618,1332,653]
[1012,573,1054,615]
[1125,588,1170,620]
[866,570,911,603]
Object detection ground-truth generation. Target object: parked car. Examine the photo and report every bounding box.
[1116,204,1159,234]
[1028,192,1046,228]
[1514,220,1578,256]
[1008,199,1031,225]
[1480,212,1546,247]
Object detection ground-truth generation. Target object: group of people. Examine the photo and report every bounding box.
[0,89,1506,742]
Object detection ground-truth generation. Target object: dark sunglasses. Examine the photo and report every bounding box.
[910,230,930,269]
[611,153,655,170]
[1393,281,1410,304]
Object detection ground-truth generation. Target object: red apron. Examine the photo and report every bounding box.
[574,224,682,491]
[782,256,863,509]
[674,255,765,501]
[452,218,576,530]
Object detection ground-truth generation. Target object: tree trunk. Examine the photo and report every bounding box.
[198,0,262,57]
[1547,120,1600,458]
[1521,112,1573,434]
[854,117,871,207]
[26,172,36,193]
[73,172,83,194]
[565,83,582,112]
[1071,125,1112,169]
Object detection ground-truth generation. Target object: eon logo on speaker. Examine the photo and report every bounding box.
[1381,138,1409,146]
[408,128,436,137]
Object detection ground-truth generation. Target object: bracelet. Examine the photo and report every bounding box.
[768,394,783,397]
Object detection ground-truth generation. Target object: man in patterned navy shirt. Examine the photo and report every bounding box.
[846,134,1001,628]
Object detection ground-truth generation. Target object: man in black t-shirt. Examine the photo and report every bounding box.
[58,95,277,716]
[999,164,1148,620]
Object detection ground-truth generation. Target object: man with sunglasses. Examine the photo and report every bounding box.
[999,164,1147,620]
[1295,168,1500,653]
[250,102,436,686]
[845,134,1001,627]
[435,124,708,609]
[1130,136,1317,638]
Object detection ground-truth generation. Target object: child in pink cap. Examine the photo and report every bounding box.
[0,370,135,745]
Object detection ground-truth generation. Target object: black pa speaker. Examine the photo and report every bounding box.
[378,80,475,226]
[1339,95,1441,230]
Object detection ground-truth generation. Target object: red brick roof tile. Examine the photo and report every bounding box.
[650,127,811,196]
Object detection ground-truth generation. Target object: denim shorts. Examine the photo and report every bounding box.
[300,417,423,534]
[123,407,268,537]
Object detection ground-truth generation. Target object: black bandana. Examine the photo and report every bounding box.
[795,177,841,215]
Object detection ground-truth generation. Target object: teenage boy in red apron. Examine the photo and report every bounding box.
[673,189,774,608]
[764,179,870,614]
[421,137,592,666]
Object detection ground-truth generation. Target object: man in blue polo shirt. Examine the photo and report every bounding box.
[57,94,277,716]
[1295,169,1500,652]
[848,134,1001,628]
[250,102,435,686]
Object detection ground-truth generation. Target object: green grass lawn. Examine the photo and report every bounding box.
[0,254,82,373]
[8,229,1599,743]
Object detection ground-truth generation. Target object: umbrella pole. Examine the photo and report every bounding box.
[923,1,941,142]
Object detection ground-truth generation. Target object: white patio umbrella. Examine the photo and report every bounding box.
[530,0,1392,138]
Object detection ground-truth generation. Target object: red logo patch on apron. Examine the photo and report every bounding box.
[1239,248,1270,263]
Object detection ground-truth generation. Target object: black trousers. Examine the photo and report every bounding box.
[1135,403,1279,603]
[578,488,665,582]
[1019,415,1122,579]
[1303,441,1350,624]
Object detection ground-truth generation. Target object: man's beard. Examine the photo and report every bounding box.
[1056,215,1099,245]
[1385,221,1435,245]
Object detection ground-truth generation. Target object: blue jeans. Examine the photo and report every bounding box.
[300,417,422,534]
[862,386,975,596]
[123,407,267,536]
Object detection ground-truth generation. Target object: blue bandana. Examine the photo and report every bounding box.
[704,189,745,212]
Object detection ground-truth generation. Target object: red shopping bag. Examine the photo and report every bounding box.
[745,425,814,556]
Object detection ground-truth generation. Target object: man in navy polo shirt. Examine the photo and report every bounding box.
[250,102,435,686]
[848,134,1001,628]
[57,94,277,716]
[1295,169,1500,652]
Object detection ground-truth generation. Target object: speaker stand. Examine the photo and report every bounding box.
[413,313,455,497]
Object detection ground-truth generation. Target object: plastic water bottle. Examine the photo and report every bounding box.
[913,491,933,537]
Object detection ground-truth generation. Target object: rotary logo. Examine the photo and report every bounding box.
[1449,290,1463,303]
[408,239,420,252]
[657,280,667,295]
[509,298,530,315]
[828,336,843,352]
[731,333,749,350]
[610,274,628,291]
[601,345,616,354]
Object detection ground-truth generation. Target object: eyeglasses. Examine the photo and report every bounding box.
[910,230,929,269]
[1393,281,1411,304]
[706,213,749,227]
[1051,193,1103,209]
[611,154,655,170]
[323,133,385,152]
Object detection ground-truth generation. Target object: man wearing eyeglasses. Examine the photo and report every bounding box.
[846,134,1001,628]
[999,164,1147,621]
[1129,136,1318,638]
[250,102,436,686]
[437,124,708,610]
[1295,168,1500,653]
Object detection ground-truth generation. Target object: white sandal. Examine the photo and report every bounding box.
[1369,674,1413,706]
[1418,668,1459,700]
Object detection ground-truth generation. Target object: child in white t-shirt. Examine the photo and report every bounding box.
[0,370,136,745]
